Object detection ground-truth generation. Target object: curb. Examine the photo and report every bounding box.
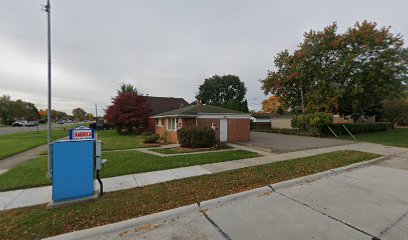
[43,204,199,240]
[44,155,387,240]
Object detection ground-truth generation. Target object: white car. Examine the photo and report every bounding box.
[12,120,27,127]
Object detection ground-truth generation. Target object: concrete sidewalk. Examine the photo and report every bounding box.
[49,151,408,240]
[0,144,47,171]
[1,142,407,211]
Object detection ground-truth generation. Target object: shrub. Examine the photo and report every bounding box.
[291,112,333,135]
[323,122,392,136]
[89,122,96,129]
[141,131,154,137]
[142,134,159,143]
[178,126,216,148]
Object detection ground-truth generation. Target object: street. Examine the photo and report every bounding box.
[0,122,81,135]
[87,151,408,240]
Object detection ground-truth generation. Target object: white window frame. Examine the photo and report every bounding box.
[167,118,177,131]
[156,118,163,126]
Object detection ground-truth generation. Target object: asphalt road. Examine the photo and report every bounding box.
[0,122,82,135]
[92,152,408,240]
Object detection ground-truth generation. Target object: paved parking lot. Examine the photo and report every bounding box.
[247,131,353,153]
[84,151,408,240]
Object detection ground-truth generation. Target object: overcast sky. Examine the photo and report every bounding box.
[1,0,407,115]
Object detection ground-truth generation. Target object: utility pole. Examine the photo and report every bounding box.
[95,103,98,120]
[42,0,52,179]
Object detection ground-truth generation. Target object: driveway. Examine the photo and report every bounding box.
[247,131,353,153]
[83,152,408,240]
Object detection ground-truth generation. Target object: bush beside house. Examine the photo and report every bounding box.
[178,126,216,148]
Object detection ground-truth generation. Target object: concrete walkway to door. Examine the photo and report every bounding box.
[246,131,354,153]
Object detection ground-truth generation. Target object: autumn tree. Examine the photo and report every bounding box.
[261,21,408,118]
[261,96,283,113]
[105,86,151,134]
[196,74,249,112]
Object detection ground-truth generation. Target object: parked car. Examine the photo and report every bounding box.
[11,120,27,127]
[26,121,39,127]
[56,120,65,125]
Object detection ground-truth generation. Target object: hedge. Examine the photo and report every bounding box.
[250,122,271,130]
[323,122,392,136]
[251,127,320,137]
[142,134,159,143]
[177,126,216,148]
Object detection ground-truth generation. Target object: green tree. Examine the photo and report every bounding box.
[380,99,408,125]
[196,74,249,112]
[117,83,139,95]
[72,108,87,121]
[0,95,39,125]
[261,21,408,118]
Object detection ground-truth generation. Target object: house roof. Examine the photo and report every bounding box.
[251,112,272,119]
[153,104,248,117]
[143,96,189,115]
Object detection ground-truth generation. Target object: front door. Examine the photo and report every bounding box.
[220,119,228,142]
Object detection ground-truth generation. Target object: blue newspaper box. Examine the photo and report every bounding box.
[52,140,95,203]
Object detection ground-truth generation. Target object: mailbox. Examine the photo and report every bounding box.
[51,139,107,204]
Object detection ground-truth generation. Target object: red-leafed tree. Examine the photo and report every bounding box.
[105,88,151,134]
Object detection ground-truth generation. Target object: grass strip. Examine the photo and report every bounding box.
[150,145,232,154]
[0,150,259,191]
[0,150,379,240]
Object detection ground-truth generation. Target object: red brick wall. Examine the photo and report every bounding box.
[147,118,156,131]
[197,118,221,142]
[154,118,178,143]
[182,118,196,128]
[155,117,250,144]
[197,118,250,143]
[227,118,250,142]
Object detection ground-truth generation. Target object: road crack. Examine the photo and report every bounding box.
[272,189,381,240]
[197,203,232,240]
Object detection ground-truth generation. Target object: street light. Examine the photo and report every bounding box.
[42,0,52,179]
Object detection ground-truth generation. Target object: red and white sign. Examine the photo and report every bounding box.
[72,130,92,139]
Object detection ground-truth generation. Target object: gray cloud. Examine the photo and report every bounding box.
[1,0,407,114]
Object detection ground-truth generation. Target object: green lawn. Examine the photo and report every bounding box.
[150,145,232,154]
[341,128,408,148]
[0,150,259,191]
[96,130,145,150]
[0,126,80,160]
[0,150,379,240]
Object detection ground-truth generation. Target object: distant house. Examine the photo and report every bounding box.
[271,113,293,129]
[143,96,189,131]
[250,112,272,128]
[151,104,251,143]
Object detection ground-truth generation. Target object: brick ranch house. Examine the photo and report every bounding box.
[143,96,189,131]
[151,104,251,144]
